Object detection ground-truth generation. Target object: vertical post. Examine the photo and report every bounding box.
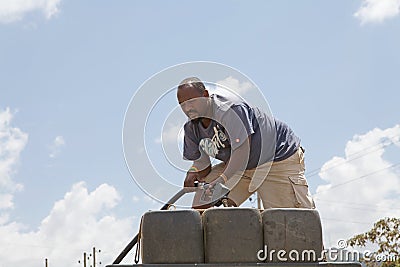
[83,252,87,267]
[93,247,96,267]
[45,258,48,267]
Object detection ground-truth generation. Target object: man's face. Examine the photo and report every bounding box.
[177,86,210,121]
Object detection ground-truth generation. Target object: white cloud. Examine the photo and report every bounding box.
[0,108,27,210]
[354,0,400,24]
[0,182,136,267]
[0,194,14,210]
[0,0,62,24]
[0,110,135,265]
[215,76,254,96]
[314,125,400,248]
[49,135,65,158]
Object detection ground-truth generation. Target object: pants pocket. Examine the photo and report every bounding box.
[288,176,315,208]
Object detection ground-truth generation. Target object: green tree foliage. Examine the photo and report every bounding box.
[348,217,400,267]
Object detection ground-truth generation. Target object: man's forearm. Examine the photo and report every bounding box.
[222,136,251,180]
[189,164,211,179]
[197,164,211,178]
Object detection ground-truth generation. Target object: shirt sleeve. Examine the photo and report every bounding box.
[183,122,201,161]
[221,104,255,150]
[193,149,211,171]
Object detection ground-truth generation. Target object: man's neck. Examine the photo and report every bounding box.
[201,118,211,128]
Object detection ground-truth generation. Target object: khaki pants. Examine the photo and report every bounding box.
[201,148,315,209]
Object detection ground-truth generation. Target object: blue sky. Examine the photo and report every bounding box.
[1,1,400,266]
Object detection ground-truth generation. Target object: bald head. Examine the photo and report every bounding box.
[177,77,210,121]
[178,77,206,94]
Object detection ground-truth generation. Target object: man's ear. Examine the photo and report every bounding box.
[203,89,209,97]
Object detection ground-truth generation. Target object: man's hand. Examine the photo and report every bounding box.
[183,164,211,188]
[184,172,200,187]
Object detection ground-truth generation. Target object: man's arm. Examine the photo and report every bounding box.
[224,135,251,177]
[212,104,253,184]
[184,164,211,187]
[211,135,251,186]
[183,145,211,187]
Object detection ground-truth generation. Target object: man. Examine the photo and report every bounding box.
[177,77,315,209]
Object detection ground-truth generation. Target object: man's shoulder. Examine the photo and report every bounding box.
[183,120,200,133]
[212,94,254,116]
[212,93,245,106]
[211,93,251,117]
[184,120,194,129]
